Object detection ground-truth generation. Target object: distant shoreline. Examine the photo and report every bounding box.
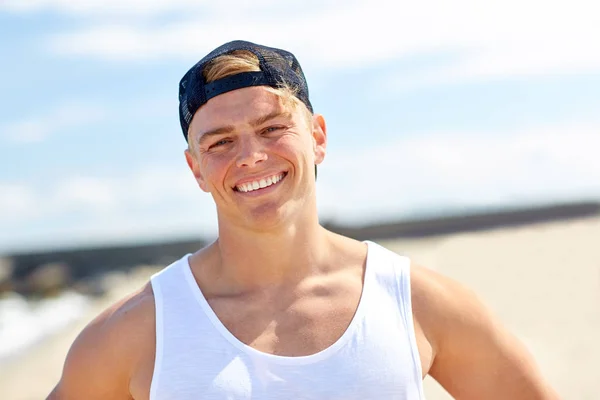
[325,200,600,240]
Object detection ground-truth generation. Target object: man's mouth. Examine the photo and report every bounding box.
[234,172,287,193]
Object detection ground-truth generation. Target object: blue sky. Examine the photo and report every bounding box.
[1,0,599,253]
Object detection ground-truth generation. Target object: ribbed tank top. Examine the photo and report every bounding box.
[149,241,425,399]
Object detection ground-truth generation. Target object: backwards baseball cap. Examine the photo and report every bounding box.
[178,40,313,142]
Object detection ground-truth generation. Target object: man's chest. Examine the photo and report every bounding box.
[208,285,363,357]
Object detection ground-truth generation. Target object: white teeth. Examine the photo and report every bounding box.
[236,173,285,193]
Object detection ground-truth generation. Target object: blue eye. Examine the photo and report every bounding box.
[210,139,230,148]
[264,126,284,134]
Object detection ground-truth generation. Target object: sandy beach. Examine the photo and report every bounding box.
[1,216,599,399]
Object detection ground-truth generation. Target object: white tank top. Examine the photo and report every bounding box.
[149,241,425,399]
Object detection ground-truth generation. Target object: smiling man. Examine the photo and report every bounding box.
[48,40,559,399]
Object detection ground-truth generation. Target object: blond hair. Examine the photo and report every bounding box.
[202,50,308,114]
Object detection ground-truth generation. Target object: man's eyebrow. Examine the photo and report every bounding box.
[249,110,292,127]
[197,125,235,144]
[197,110,292,144]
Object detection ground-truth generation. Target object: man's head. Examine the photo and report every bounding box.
[179,40,313,142]
[181,41,327,230]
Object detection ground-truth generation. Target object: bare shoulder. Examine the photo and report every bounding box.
[409,264,559,399]
[48,282,156,400]
[409,264,482,344]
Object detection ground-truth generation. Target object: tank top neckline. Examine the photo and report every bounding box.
[180,240,376,365]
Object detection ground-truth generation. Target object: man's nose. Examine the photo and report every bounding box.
[235,135,268,168]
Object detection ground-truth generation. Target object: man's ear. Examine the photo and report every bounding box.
[312,114,327,165]
[184,148,209,192]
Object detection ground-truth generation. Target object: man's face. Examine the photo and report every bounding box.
[185,86,327,229]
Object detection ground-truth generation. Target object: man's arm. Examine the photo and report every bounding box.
[411,265,559,399]
[48,285,154,400]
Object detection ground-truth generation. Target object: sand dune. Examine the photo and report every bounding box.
[2,217,598,399]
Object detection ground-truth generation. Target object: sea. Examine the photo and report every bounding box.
[0,290,90,364]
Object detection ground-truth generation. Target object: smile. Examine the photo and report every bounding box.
[234,172,287,193]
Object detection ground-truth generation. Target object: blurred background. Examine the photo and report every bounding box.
[0,1,599,399]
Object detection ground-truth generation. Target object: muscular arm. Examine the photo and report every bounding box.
[48,285,155,400]
[411,265,559,400]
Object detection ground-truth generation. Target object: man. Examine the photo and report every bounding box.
[49,40,558,399]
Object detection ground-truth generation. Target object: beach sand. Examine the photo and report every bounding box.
[2,216,599,399]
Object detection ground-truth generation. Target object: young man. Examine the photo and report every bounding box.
[48,41,559,399]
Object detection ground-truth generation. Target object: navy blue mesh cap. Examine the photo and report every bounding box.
[178,40,313,141]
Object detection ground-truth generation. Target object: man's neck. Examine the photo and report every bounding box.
[210,216,331,291]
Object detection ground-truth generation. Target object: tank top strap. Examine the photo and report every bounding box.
[364,241,412,305]
[363,241,424,397]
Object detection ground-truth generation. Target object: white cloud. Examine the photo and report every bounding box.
[1,103,105,144]
[47,166,202,214]
[46,17,302,62]
[39,0,600,81]
[0,0,295,18]
[0,184,37,221]
[1,0,204,17]
[0,165,215,251]
[54,177,119,211]
[317,121,600,223]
